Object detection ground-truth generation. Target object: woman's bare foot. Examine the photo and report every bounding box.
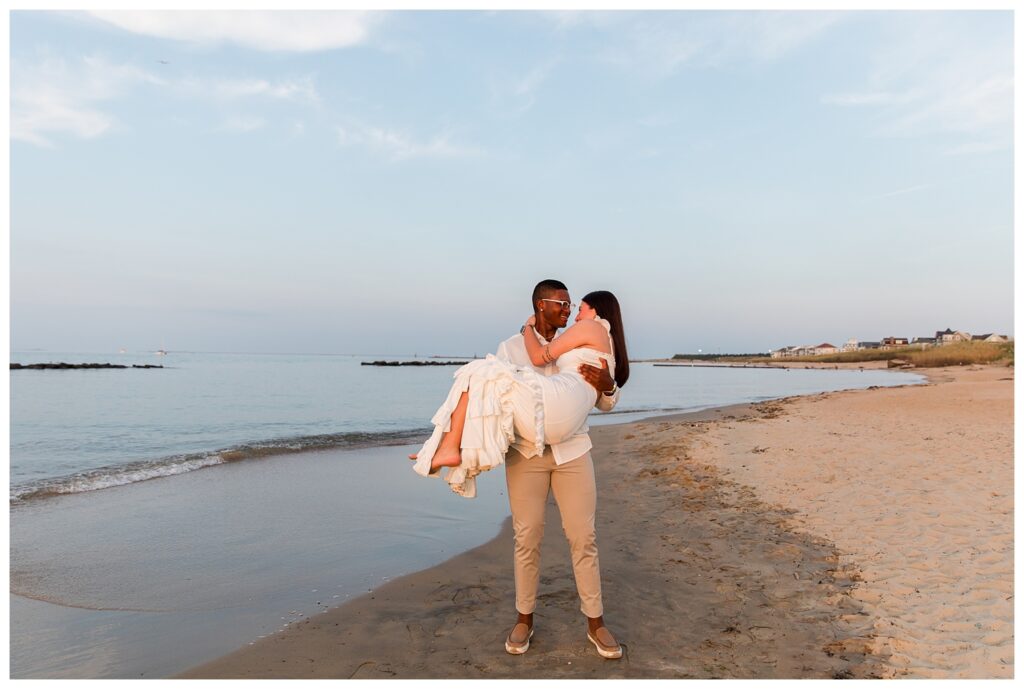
[430,448,462,471]
[412,392,469,472]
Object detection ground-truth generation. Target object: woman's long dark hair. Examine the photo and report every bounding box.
[582,290,629,387]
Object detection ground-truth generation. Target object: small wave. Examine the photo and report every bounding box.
[11,427,431,504]
[593,405,691,416]
[11,454,226,502]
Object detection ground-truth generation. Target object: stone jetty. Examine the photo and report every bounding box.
[10,363,165,370]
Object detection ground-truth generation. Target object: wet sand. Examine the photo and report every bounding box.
[181,364,1012,679]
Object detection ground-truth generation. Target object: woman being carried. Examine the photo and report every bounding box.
[411,290,629,497]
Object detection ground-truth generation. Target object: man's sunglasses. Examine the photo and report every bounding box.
[541,299,576,311]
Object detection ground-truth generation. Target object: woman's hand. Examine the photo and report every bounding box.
[524,315,536,328]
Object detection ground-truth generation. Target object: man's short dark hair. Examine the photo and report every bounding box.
[532,279,568,309]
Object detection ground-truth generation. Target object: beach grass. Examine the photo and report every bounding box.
[904,341,1013,367]
[757,341,1013,367]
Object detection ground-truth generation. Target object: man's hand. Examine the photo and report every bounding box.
[578,358,615,394]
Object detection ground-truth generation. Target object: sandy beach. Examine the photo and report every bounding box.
[180,364,1013,679]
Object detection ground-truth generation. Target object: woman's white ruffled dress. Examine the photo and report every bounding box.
[412,320,615,498]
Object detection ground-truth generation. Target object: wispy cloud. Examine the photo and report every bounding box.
[336,123,482,161]
[821,90,922,107]
[540,10,630,34]
[86,10,382,53]
[821,14,1012,150]
[513,60,556,99]
[703,12,844,65]
[11,54,163,147]
[11,48,321,147]
[825,75,1012,141]
[489,58,558,117]
[561,11,842,79]
[883,75,1012,136]
[179,76,320,104]
[599,20,702,79]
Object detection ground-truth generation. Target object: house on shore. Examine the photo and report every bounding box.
[935,328,971,344]
[880,337,909,349]
[771,330,1008,359]
[972,333,1010,343]
[771,345,817,358]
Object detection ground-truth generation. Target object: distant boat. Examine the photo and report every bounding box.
[118,348,127,354]
[155,349,167,356]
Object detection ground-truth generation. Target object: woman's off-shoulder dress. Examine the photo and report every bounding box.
[413,318,616,497]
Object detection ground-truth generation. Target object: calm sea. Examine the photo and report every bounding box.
[10,350,924,504]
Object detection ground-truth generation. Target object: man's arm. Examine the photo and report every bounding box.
[578,359,620,412]
[595,384,620,412]
[497,333,534,368]
[495,337,513,363]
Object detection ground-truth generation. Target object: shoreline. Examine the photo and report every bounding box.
[181,401,838,680]
[12,364,919,506]
[180,364,1011,679]
[650,359,893,370]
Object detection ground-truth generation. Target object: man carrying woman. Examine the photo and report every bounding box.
[412,279,628,659]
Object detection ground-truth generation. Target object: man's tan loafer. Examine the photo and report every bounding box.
[587,626,623,659]
[505,622,534,655]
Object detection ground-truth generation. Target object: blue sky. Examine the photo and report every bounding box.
[9,10,1014,357]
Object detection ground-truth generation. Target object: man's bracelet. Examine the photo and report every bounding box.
[603,383,618,397]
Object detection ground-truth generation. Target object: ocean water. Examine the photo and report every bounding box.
[10,351,924,504]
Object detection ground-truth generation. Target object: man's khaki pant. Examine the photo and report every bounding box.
[504,446,603,618]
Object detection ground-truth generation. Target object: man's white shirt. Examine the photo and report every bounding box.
[495,329,620,465]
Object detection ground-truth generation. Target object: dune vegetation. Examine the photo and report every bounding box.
[759,341,1013,368]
